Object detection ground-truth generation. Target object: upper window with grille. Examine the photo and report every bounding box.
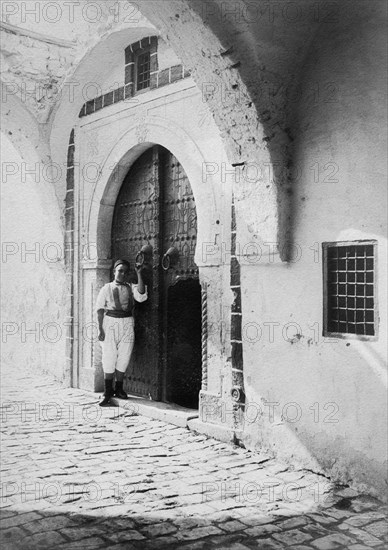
[323,241,378,338]
[124,37,157,97]
[136,50,151,91]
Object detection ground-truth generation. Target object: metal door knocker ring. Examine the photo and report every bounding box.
[162,247,179,271]
[135,244,153,266]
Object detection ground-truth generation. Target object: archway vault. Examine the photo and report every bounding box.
[50,0,294,261]
[3,2,328,262]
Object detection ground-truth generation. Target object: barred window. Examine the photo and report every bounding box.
[323,241,377,337]
[136,51,151,91]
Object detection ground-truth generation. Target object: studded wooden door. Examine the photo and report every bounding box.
[112,146,202,406]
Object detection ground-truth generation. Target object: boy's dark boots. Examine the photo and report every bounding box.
[114,380,128,399]
[99,379,114,407]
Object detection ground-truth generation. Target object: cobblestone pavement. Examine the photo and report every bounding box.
[1,367,387,550]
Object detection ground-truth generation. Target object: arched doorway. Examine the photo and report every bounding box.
[111,145,201,408]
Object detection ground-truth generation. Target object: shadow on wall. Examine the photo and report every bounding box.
[0,134,68,383]
[288,2,388,246]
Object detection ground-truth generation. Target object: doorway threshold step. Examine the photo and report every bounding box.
[187,418,241,445]
[110,394,199,428]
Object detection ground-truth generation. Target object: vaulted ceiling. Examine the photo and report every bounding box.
[1,0,326,126]
[1,0,384,248]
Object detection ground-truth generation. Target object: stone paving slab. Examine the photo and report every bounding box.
[0,365,387,549]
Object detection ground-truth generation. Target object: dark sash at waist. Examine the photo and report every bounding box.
[105,310,132,318]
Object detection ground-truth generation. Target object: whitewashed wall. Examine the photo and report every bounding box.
[240,11,387,498]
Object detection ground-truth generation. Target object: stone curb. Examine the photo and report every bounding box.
[107,394,199,428]
[100,393,239,443]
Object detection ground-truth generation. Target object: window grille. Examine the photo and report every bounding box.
[136,51,151,90]
[323,241,377,337]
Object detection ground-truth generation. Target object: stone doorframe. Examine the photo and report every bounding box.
[77,116,227,401]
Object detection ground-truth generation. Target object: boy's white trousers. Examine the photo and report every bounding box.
[100,315,135,374]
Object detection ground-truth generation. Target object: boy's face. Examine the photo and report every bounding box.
[114,264,129,283]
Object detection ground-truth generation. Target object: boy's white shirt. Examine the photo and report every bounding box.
[96,281,147,312]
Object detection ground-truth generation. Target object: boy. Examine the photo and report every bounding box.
[96,259,147,406]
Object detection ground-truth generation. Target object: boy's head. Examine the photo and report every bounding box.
[113,259,130,283]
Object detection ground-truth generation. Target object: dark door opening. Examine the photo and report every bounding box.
[166,279,202,408]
